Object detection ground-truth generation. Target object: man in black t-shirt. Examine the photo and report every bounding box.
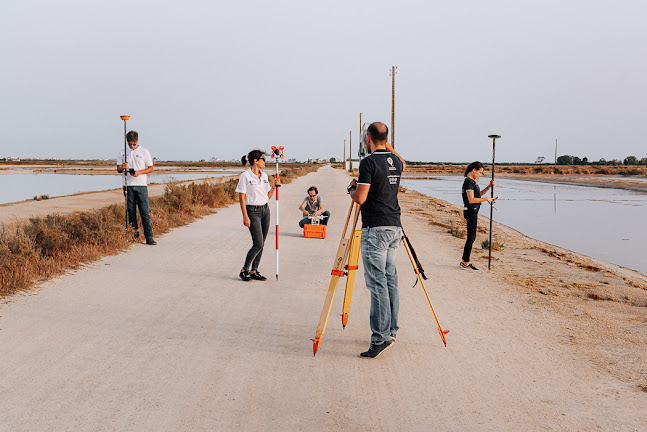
[348,122,406,359]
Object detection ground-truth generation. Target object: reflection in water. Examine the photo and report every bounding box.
[0,172,237,205]
[401,176,647,275]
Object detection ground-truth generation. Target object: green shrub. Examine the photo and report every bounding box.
[481,237,505,251]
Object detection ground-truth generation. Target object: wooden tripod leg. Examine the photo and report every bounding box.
[401,236,449,346]
[341,229,361,328]
[312,202,359,356]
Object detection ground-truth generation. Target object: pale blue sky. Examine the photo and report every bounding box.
[1,0,645,162]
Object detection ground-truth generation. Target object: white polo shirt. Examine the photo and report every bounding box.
[235,168,271,205]
[118,145,154,186]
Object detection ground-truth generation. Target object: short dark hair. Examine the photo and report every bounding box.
[126,130,138,143]
[464,161,485,177]
[307,186,318,195]
[367,122,388,144]
[242,149,265,166]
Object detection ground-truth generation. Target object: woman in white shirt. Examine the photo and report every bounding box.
[235,149,280,281]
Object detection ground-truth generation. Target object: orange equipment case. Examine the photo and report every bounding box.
[304,224,326,239]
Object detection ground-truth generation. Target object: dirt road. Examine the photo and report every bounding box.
[1,166,644,431]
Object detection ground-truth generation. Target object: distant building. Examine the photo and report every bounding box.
[345,158,360,170]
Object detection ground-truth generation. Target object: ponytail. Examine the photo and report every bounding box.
[464,161,484,177]
[242,149,265,166]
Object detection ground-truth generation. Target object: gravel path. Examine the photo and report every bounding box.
[1,166,644,431]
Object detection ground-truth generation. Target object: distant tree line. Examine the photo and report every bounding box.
[555,155,647,166]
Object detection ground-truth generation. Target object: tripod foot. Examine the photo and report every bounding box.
[311,337,321,356]
[341,313,348,328]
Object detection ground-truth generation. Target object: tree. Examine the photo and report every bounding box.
[556,155,574,165]
[535,156,545,164]
[623,156,638,165]
[573,156,582,165]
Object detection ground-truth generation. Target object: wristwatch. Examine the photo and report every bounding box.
[347,184,356,194]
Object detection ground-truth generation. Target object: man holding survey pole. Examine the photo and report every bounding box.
[117,130,157,245]
[348,122,406,358]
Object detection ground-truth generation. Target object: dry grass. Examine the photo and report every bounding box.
[481,237,505,251]
[448,224,466,239]
[0,166,318,297]
[404,164,647,176]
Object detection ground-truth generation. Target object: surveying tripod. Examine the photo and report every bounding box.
[311,200,449,356]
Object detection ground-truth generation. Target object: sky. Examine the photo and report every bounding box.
[1,0,645,163]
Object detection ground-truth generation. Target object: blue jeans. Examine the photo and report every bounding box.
[127,186,154,240]
[361,226,402,342]
[244,204,270,272]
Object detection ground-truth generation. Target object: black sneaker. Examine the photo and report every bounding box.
[249,272,267,281]
[146,239,157,245]
[360,340,393,358]
[239,270,251,281]
[460,262,478,271]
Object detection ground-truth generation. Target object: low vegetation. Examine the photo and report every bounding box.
[32,194,50,201]
[403,164,647,176]
[449,225,466,239]
[0,165,318,296]
[481,237,505,251]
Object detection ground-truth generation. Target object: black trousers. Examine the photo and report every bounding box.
[462,209,479,262]
[243,204,270,272]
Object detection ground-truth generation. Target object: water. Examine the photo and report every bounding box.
[401,176,647,275]
[0,172,240,205]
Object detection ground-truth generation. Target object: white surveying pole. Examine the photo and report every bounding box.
[271,146,284,280]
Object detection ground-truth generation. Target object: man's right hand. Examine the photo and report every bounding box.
[243,216,251,227]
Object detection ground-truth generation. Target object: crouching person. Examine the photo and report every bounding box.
[298,186,330,228]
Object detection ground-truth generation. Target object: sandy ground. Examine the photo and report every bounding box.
[1,166,646,431]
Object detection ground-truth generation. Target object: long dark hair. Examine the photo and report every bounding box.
[464,161,484,177]
[242,149,265,166]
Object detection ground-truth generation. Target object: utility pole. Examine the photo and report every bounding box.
[359,112,362,148]
[343,139,346,170]
[349,130,352,172]
[554,139,558,173]
[390,66,397,148]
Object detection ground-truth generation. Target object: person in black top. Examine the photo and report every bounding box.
[460,161,495,271]
[348,122,406,358]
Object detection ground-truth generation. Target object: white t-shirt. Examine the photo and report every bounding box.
[235,168,272,205]
[118,145,154,186]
